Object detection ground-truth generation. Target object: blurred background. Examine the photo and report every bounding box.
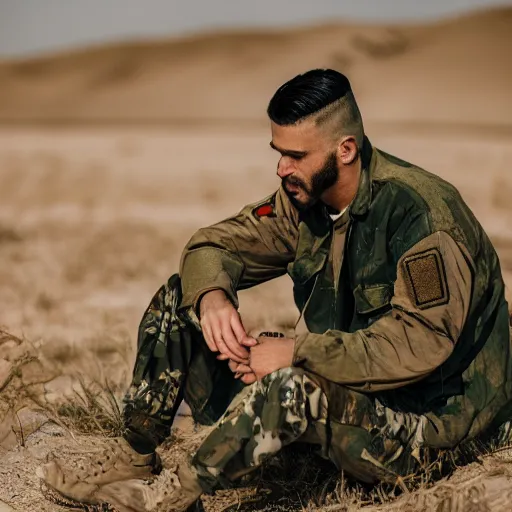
[0,0,511,410]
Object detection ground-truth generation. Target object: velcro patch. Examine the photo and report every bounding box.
[403,248,449,309]
[255,204,274,217]
[253,199,277,218]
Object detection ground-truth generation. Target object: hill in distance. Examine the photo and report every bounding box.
[0,7,510,129]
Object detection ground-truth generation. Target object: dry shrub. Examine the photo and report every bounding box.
[52,376,125,437]
[0,328,127,447]
[0,329,59,449]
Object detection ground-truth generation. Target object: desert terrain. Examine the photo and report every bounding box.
[0,6,511,512]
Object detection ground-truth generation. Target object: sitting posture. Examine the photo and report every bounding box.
[40,69,512,511]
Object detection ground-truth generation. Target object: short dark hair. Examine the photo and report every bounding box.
[267,69,364,147]
[267,69,352,124]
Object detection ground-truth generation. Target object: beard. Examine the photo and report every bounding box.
[283,152,339,211]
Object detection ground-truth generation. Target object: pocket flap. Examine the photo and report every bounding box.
[353,283,393,314]
[287,250,328,286]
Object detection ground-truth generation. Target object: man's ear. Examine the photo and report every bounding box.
[338,136,359,165]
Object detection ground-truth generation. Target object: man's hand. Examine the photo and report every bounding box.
[247,336,295,382]
[228,359,257,385]
[199,289,257,364]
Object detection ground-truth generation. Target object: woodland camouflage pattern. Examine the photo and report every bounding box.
[123,136,512,490]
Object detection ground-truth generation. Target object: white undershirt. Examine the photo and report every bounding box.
[329,204,349,222]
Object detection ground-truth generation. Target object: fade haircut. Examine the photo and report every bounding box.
[267,69,364,148]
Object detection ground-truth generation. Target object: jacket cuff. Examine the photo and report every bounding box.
[292,332,311,366]
[179,246,244,312]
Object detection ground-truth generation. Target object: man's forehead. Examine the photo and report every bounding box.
[270,119,320,149]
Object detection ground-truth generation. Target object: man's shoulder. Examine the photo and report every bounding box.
[373,148,457,195]
[373,149,467,214]
[370,147,482,245]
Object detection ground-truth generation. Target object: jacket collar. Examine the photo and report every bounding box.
[349,135,375,218]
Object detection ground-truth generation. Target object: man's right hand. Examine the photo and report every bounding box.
[198,289,257,364]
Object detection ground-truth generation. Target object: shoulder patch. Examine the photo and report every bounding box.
[252,195,277,218]
[254,203,274,217]
[403,248,449,309]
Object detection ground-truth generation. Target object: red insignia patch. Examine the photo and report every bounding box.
[255,204,274,217]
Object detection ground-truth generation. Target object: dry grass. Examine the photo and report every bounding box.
[0,126,511,511]
[51,378,125,438]
[15,357,506,512]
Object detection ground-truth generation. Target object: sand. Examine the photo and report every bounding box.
[0,5,511,511]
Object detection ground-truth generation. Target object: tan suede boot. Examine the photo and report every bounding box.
[94,464,203,512]
[37,437,160,506]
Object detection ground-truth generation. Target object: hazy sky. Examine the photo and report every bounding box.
[1,0,511,58]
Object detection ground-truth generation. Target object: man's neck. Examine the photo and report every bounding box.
[321,161,361,213]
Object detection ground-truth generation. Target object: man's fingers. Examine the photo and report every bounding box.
[230,314,249,343]
[235,364,253,374]
[231,314,258,347]
[241,373,257,385]
[201,321,218,353]
[221,319,249,360]
[212,325,247,363]
[200,309,250,363]
[228,360,238,373]
[214,336,242,363]
[240,337,258,347]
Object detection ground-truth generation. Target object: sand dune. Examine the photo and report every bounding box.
[0,7,511,127]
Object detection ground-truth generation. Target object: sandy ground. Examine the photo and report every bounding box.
[0,125,511,511]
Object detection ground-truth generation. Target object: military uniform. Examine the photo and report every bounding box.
[123,137,512,491]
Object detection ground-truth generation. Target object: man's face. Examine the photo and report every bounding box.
[270,120,339,210]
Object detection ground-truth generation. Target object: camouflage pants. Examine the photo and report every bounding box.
[123,275,427,489]
[192,368,428,490]
[122,274,245,454]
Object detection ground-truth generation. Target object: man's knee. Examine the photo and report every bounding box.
[223,367,328,432]
[325,422,417,484]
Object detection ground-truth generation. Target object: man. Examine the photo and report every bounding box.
[40,69,512,511]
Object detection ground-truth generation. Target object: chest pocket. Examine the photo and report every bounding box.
[287,249,329,313]
[287,214,331,313]
[352,283,393,329]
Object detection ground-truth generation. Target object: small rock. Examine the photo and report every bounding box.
[13,408,49,440]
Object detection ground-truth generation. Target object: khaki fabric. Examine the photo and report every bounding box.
[179,188,299,312]
[293,231,473,390]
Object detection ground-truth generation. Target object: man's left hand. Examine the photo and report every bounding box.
[248,336,295,381]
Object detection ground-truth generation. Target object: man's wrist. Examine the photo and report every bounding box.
[195,288,226,317]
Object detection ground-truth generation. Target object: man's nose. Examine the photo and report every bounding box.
[277,158,294,179]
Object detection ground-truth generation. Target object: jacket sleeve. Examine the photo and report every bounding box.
[293,230,474,390]
[179,187,300,312]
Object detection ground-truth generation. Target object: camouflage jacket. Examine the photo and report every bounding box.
[179,137,512,447]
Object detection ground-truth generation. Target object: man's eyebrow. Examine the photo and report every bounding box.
[269,141,308,157]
